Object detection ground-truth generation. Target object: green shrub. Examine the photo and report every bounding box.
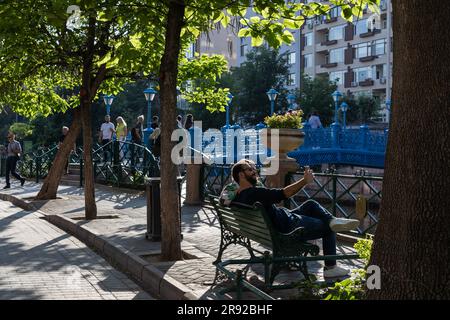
[264,110,303,129]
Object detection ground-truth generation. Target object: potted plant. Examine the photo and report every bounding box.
[261,110,305,161]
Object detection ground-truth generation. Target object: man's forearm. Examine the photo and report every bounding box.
[283,178,308,198]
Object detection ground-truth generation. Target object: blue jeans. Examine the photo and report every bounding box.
[289,200,337,266]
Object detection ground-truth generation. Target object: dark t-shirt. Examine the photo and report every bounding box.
[59,135,66,143]
[232,187,295,233]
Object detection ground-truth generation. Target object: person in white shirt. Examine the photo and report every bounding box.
[308,111,322,129]
[99,115,115,162]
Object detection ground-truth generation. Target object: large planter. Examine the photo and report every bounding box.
[260,128,305,160]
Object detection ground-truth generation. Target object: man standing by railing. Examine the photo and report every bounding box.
[3,132,25,189]
[99,115,115,162]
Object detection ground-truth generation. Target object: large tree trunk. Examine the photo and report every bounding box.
[159,0,185,261]
[35,107,81,200]
[80,97,97,219]
[367,0,450,299]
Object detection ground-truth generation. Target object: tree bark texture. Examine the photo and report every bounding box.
[159,0,185,261]
[367,0,450,299]
[35,107,81,200]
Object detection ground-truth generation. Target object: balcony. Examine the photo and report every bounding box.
[359,78,375,87]
[359,55,377,62]
[320,39,338,46]
[360,29,382,38]
[320,62,338,68]
[324,17,338,24]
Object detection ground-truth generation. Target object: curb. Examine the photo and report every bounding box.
[0,192,202,300]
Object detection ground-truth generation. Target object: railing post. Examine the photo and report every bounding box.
[184,163,203,205]
[113,140,121,186]
[236,269,243,300]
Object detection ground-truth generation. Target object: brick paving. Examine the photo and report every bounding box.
[0,180,364,299]
[0,199,153,300]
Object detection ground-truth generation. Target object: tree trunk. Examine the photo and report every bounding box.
[80,97,97,220]
[35,107,81,200]
[159,0,185,261]
[367,0,450,299]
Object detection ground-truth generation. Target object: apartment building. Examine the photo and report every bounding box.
[236,0,393,122]
[187,27,239,69]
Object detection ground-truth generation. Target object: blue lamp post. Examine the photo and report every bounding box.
[225,92,233,129]
[287,93,296,110]
[143,87,157,146]
[103,95,115,116]
[340,102,349,130]
[266,88,279,115]
[331,90,342,124]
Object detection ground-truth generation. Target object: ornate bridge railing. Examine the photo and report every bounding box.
[92,140,160,187]
[16,140,160,188]
[288,126,388,168]
[285,170,383,235]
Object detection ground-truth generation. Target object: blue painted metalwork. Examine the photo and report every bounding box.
[288,125,388,168]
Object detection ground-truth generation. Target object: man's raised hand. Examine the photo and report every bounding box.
[303,166,314,184]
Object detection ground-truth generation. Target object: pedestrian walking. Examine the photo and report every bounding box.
[115,116,127,159]
[3,132,25,189]
[184,114,193,130]
[99,115,115,162]
[308,111,323,129]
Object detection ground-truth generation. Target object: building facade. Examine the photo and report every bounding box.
[235,0,393,122]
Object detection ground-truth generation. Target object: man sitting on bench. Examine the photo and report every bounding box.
[221,159,360,278]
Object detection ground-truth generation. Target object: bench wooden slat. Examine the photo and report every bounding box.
[220,217,273,244]
[224,224,273,248]
[219,210,268,229]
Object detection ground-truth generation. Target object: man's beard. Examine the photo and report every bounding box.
[246,174,257,186]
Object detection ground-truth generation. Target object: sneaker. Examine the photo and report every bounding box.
[323,265,350,278]
[20,179,25,187]
[3,185,10,189]
[329,217,360,232]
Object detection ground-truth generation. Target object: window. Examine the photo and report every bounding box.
[303,54,313,68]
[354,67,372,82]
[304,33,313,47]
[329,47,344,63]
[329,70,345,85]
[328,25,345,41]
[354,19,368,35]
[287,73,296,86]
[330,6,342,18]
[373,39,386,55]
[354,42,371,58]
[287,52,296,65]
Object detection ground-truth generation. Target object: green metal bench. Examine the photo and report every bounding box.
[209,195,321,286]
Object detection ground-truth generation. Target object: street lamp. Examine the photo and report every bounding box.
[143,87,157,146]
[331,90,342,124]
[340,102,349,130]
[143,87,157,128]
[225,92,233,129]
[266,88,279,115]
[103,94,115,116]
[287,93,296,110]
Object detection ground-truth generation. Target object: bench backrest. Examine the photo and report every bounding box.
[210,196,275,249]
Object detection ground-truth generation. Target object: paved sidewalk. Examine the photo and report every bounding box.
[0,200,153,300]
[0,179,363,299]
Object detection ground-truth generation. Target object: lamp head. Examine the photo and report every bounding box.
[266,88,279,102]
[144,87,157,102]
